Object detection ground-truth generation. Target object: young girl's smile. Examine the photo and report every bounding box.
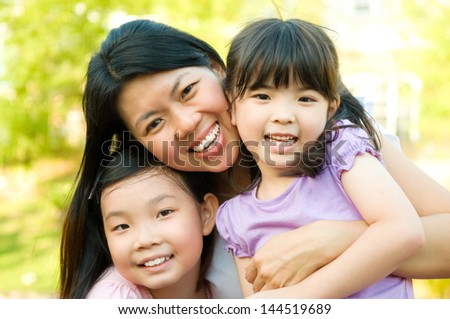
[100,171,216,297]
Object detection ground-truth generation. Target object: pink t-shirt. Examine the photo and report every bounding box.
[87,266,150,299]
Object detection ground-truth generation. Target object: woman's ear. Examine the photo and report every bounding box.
[230,102,237,126]
[328,96,340,119]
[199,193,219,236]
[210,60,226,79]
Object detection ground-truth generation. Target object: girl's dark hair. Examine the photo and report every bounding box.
[226,18,380,183]
[59,19,224,298]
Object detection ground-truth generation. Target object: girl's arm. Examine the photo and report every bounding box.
[246,137,450,292]
[245,219,367,292]
[250,153,425,298]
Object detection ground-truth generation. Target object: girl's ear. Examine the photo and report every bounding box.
[328,96,340,119]
[199,193,219,236]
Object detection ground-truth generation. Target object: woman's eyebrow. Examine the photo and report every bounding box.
[135,110,158,128]
[170,72,189,97]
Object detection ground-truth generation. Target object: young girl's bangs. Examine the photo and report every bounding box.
[230,19,338,101]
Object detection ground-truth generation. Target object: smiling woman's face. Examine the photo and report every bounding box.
[117,66,240,172]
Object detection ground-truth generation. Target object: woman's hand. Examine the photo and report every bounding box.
[246,219,367,292]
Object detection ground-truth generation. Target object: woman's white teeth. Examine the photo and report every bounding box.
[193,123,220,152]
[144,256,170,267]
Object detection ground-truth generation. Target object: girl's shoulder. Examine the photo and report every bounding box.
[86,266,150,299]
[327,119,382,178]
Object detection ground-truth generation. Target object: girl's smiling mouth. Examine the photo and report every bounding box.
[141,255,173,267]
[264,133,298,145]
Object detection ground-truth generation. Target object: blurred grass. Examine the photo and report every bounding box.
[0,155,79,297]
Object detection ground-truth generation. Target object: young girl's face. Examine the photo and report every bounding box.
[117,66,240,173]
[100,172,217,292]
[232,82,338,173]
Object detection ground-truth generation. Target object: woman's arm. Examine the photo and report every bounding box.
[394,213,450,278]
[381,137,450,278]
[233,256,256,297]
[245,219,367,292]
[381,137,450,216]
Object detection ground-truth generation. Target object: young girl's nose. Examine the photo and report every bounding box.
[134,225,162,250]
[271,103,296,124]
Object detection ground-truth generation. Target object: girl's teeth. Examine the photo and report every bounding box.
[144,256,170,267]
[193,123,220,152]
[269,135,295,142]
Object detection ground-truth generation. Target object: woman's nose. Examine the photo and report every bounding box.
[173,107,201,139]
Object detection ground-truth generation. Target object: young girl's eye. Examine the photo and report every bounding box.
[299,97,316,103]
[253,93,270,100]
[157,209,174,218]
[113,224,129,231]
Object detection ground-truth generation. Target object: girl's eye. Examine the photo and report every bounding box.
[299,97,315,103]
[253,94,270,100]
[157,209,174,218]
[113,224,129,231]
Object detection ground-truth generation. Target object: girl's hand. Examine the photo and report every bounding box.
[246,219,367,292]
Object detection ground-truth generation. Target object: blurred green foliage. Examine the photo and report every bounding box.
[400,1,450,142]
[0,0,324,165]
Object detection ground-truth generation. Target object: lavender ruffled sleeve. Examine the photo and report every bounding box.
[327,120,383,180]
[216,200,249,258]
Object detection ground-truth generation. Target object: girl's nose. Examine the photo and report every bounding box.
[271,103,296,124]
[134,225,162,250]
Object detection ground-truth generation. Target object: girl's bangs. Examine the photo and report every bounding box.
[235,31,331,99]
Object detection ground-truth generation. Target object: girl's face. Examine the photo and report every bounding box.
[232,82,338,175]
[101,172,217,294]
[117,66,240,172]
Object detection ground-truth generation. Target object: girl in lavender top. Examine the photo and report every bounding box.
[216,18,425,298]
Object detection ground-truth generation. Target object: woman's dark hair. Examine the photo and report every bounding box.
[59,19,224,298]
[226,18,380,183]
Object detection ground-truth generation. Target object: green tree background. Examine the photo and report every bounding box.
[0,0,449,297]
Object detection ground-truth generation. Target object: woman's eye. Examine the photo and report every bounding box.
[157,209,173,218]
[181,83,196,99]
[113,224,129,231]
[146,118,163,133]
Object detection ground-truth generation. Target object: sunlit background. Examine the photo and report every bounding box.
[0,0,449,298]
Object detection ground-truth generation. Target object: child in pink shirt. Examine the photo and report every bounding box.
[85,144,218,298]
